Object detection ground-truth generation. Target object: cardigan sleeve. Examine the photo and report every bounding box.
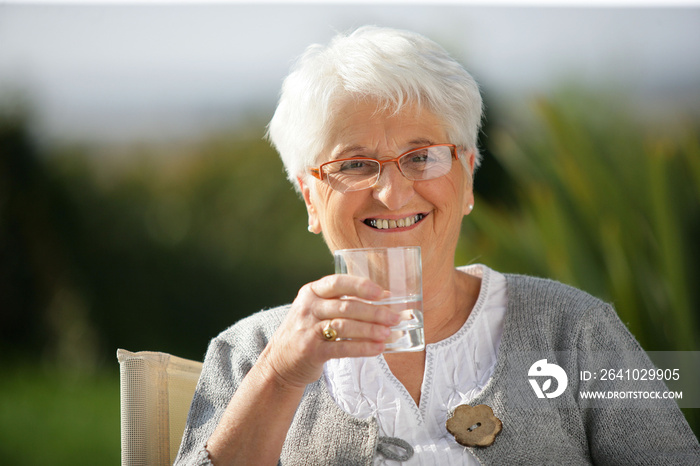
[173,308,287,465]
[173,336,240,466]
[576,304,700,464]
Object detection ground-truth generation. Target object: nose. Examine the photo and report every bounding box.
[372,162,415,210]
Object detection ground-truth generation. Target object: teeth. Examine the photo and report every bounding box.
[366,214,424,230]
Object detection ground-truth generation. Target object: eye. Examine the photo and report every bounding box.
[325,158,377,177]
[405,148,432,164]
[339,159,369,171]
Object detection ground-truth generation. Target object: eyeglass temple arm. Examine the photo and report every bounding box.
[309,168,323,180]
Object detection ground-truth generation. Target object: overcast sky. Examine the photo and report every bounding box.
[1,4,699,143]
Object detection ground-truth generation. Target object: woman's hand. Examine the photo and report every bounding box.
[258,274,400,389]
[207,274,398,465]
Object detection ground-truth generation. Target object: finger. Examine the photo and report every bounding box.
[310,274,383,301]
[314,298,401,327]
[321,318,392,343]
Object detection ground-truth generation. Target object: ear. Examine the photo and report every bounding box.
[298,176,321,234]
[462,149,476,216]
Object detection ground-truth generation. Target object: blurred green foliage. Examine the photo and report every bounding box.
[1,89,698,463]
[460,90,700,353]
[46,134,332,363]
[1,114,331,366]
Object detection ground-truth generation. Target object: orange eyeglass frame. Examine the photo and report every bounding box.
[309,144,458,181]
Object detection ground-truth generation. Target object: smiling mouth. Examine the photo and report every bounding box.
[363,213,426,230]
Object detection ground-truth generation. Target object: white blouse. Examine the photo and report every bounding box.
[323,265,507,465]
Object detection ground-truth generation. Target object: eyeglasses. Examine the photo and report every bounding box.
[309,144,458,193]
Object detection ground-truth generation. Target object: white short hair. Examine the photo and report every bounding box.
[267,26,484,192]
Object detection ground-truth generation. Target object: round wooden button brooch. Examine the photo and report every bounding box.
[446,404,502,447]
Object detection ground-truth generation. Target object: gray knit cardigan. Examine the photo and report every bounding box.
[175,274,700,465]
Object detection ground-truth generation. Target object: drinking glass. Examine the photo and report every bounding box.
[334,246,425,352]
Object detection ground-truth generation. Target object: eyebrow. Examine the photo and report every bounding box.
[332,138,437,160]
[333,144,368,159]
[407,138,436,148]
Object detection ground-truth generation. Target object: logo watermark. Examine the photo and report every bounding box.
[515,352,699,408]
[528,359,568,399]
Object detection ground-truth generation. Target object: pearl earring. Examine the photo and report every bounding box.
[468,204,473,211]
[308,225,314,233]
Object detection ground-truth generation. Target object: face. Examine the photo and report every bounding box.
[298,99,475,274]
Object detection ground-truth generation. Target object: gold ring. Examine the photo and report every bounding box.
[322,323,338,341]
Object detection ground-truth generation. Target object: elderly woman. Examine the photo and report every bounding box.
[176,27,699,465]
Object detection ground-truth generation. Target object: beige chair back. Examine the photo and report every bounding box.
[118,349,202,466]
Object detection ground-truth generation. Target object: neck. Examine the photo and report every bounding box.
[422,265,480,344]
